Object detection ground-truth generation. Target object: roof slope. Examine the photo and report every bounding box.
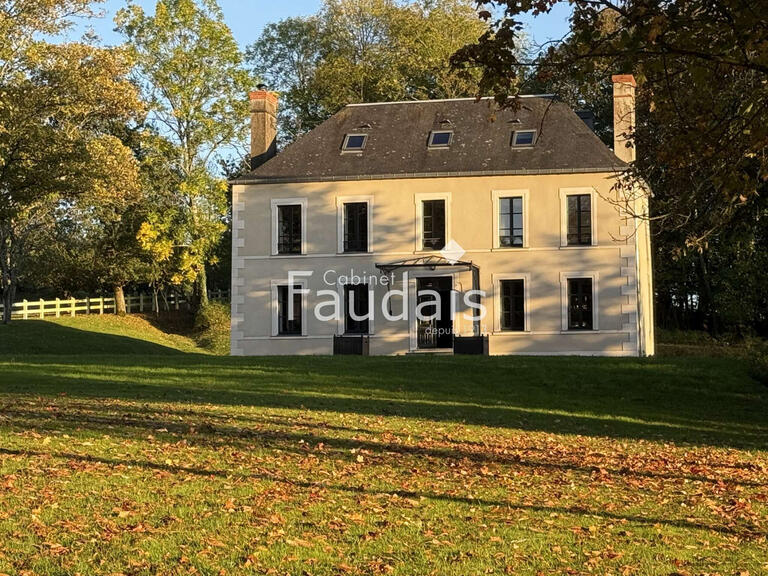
[234,97,625,184]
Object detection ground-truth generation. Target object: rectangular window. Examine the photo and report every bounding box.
[499,197,524,247]
[422,199,446,250]
[277,204,302,254]
[342,134,367,151]
[277,285,302,335]
[428,131,453,148]
[344,284,370,334]
[500,279,525,331]
[343,202,368,252]
[511,130,536,147]
[568,278,593,330]
[567,194,592,245]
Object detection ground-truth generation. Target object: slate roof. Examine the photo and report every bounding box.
[233,96,625,184]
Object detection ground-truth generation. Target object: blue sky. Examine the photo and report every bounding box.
[62,0,572,51]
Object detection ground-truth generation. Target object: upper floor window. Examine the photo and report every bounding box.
[271,198,307,256]
[276,285,302,336]
[428,130,453,148]
[278,205,302,254]
[567,277,594,330]
[511,130,536,147]
[422,199,446,250]
[343,202,368,253]
[344,284,371,334]
[342,134,367,152]
[567,194,592,246]
[500,279,526,331]
[499,196,524,247]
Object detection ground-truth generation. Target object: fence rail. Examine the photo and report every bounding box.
[0,290,230,320]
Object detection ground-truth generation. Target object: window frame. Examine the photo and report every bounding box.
[493,273,531,333]
[341,133,368,153]
[415,193,451,252]
[271,279,308,337]
[492,189,529,249]
[560,272,599,331]
[342,283,373,335]
[271,198,307,256]
[336,195,374,254]
[428,130,454,149]
[559,188,598,247]
[511,130,537,148]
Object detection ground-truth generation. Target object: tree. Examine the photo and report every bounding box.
[248,0,493,142]
[0,40,142,323]
[453,0,768,335]
[116,0,253,311]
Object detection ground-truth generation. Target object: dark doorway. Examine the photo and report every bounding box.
[416,277,454,349]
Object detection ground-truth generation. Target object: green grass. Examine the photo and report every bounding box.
[0,318,767,575]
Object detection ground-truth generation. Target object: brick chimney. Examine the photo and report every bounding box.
[612,74,636,164]
[249,87,278,169]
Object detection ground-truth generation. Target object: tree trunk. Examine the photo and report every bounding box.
[152,287,160,316]
[697,250,718,336]
[114,285,127,316]
[195,265,209,311]
[1,227,13,325]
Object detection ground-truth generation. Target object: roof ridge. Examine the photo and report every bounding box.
[345,95,556,107]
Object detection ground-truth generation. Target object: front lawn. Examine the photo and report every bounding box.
[0,319,766,575]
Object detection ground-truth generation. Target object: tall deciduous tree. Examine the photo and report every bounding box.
[0,39,142,323]
[248,0,494,142]
[116,0,252,310]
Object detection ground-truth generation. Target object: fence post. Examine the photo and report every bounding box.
[174,293,180,311]
[70,298,76,317]
[54,298,60,318]
[139,292,145,313]
[22,300,28,320]
[86,297,90,315]
[98,297,104,315]
[39,299,45,319]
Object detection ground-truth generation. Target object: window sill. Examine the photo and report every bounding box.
[491,246,530,252]
[272,334,308,339]
[492,330,531,335]
[561,329,598,334]
[271,252,306,257]
[559,245,598,250]
[337,251,374,256]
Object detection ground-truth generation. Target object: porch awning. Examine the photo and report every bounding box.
[375,255,479,275]
[375,255,482,337]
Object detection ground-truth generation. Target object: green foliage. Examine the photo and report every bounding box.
[193,301,230,355]
[748,338,768,387]
[0,34,143,322]
[248,0,494,142]
[455,0,768,336]
[116,0,253,308]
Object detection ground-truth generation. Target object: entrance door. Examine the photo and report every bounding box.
[416,277,454,349]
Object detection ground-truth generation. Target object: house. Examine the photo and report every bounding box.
[229,75,654,356]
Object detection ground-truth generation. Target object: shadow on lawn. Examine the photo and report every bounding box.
[3,403,766,488]
[0,323,767,450]
[0,446,763,538]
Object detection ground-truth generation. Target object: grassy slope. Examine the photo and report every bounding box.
[0,318,766,575]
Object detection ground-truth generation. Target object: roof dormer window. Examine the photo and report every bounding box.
[511,130,536,147]
[428,130,453,149]
[342,134,368,152]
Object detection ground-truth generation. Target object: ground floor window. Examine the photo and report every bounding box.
[500,279,526,331]
[344,284,370,334]
[277,285,302,336]
[568,278,593,330]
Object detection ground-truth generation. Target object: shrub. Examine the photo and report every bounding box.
[194,302,231,355]
[747,338,768,387]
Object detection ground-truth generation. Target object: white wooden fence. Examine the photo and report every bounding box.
[0,290,230,320]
